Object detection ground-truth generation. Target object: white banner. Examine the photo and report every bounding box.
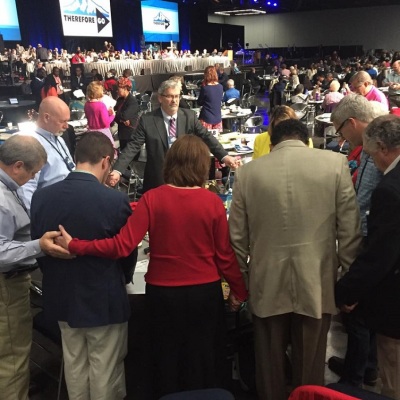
[59,0,113,37]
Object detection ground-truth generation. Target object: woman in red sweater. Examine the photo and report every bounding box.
[57,135,247,398]
[84,81,116,153]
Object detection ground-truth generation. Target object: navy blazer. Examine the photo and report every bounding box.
[114,107,228,192]
[31,172,134,328]
[335,162,400,338]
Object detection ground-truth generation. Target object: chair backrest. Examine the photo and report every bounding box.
[244,115,263,128]
[289,385,360,400]
[159,388,235,400]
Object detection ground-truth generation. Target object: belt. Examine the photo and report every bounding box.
[3,263,38,279]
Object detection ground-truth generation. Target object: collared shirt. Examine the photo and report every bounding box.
[355,150,383,236]
[17,126,74,210]
[161,108,178,147]
[383,71,400,96]
[0,169,41,272]
[384,154,400,175]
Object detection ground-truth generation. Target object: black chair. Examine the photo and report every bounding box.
[290,103,309,121]
[30,282,64,400]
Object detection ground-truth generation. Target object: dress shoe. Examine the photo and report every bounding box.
[328,356,377,386]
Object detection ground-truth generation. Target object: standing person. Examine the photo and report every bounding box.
[197,66,224,132]
[336,114,400,400]
[107,80,239,191]
[328,95,388,387]
[0,135,71,400]
[70,66,87,96]
[40,75,58,99]
[55,135,247,399]
[17,96,74,209]
[51,67,65,100]
[113,77,139,150]
[84,82,116,151]
[30,132,137,400]
[229,119,362,400]
[122,69,136,93]
[30,67,46,110]
[383,59,400,108]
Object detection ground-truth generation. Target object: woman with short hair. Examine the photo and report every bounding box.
[84,81,116,152]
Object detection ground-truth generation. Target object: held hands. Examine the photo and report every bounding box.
[54,225,73,251]
[223,155,242,169]
[106,170,121,187]
[108,107,115,116]
[39,231,74,259]
[228,292,244,312]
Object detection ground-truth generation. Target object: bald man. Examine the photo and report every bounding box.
[17,96,74,209]
[345,71,389,110]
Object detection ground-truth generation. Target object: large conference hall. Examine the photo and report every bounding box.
[1,0,400,399]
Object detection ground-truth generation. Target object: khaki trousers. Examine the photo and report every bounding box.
[253,312,331,400]
[377,334,400,400]
[58,321,128,400]
[0,273,32,400]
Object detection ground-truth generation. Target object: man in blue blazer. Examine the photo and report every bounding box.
[108,79,240,192]
[30,132,137,400]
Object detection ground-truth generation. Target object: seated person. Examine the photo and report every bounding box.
[291,84,308,103]
[70,66,87,97]
[223,79,240,103]
[247,67,261,93]
[232,62,240,74]
[122,69,136,93]
[253,105,313,159]
[321,80,344,112]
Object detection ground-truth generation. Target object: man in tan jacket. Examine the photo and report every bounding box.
[229,119,362,400]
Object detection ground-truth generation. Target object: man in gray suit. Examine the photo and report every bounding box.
[107,80,239,192]
[229,119,362,400]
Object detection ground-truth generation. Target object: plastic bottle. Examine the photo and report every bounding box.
[226,189,233,214]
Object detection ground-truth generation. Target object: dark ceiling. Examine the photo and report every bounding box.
[207,0,400,14]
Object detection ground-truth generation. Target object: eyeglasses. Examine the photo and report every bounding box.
[334,118,351,137]
[161,94,180,100]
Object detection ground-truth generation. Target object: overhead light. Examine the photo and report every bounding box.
[215,8,266,15]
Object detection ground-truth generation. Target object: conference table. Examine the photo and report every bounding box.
[64,57,230,77]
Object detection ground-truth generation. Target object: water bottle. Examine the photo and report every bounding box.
[226,189,233,215]
[341,88,347,96]
[315,92,320,101]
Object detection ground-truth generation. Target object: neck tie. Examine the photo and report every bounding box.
[169,117,176,138]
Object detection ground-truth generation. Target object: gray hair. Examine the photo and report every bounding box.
[364,114,400,150]
[158,80,180,95]
[0,134,47,170]
[227,79,234,88]
[331,94,377,125]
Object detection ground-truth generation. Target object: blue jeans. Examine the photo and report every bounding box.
[340,308,377,386]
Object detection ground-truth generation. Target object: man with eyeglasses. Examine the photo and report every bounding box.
[344,71,389,110]
[108,79,240,192]
[328,94,388,388]
[383,59,400,108]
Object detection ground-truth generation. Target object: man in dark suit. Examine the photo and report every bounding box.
[336,114,400,400]
[70,66,87,97]
[30,132,137,400]
[108,80,240,191]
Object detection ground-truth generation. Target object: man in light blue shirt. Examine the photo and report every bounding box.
[0,134,70,399]
[17,96,74,210]
[223,79,240,103]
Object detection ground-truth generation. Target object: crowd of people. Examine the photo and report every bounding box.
[2,42,400,400]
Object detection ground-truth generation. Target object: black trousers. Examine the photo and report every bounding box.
[145,281,225,399]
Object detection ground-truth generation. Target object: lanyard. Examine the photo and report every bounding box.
[35,132,74,171]
[0,179,29,217]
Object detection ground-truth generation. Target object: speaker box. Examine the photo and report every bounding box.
[184,65,193,72]
[141,68,151,75]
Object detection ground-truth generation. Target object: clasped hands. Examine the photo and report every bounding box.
[39,225,74,259]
